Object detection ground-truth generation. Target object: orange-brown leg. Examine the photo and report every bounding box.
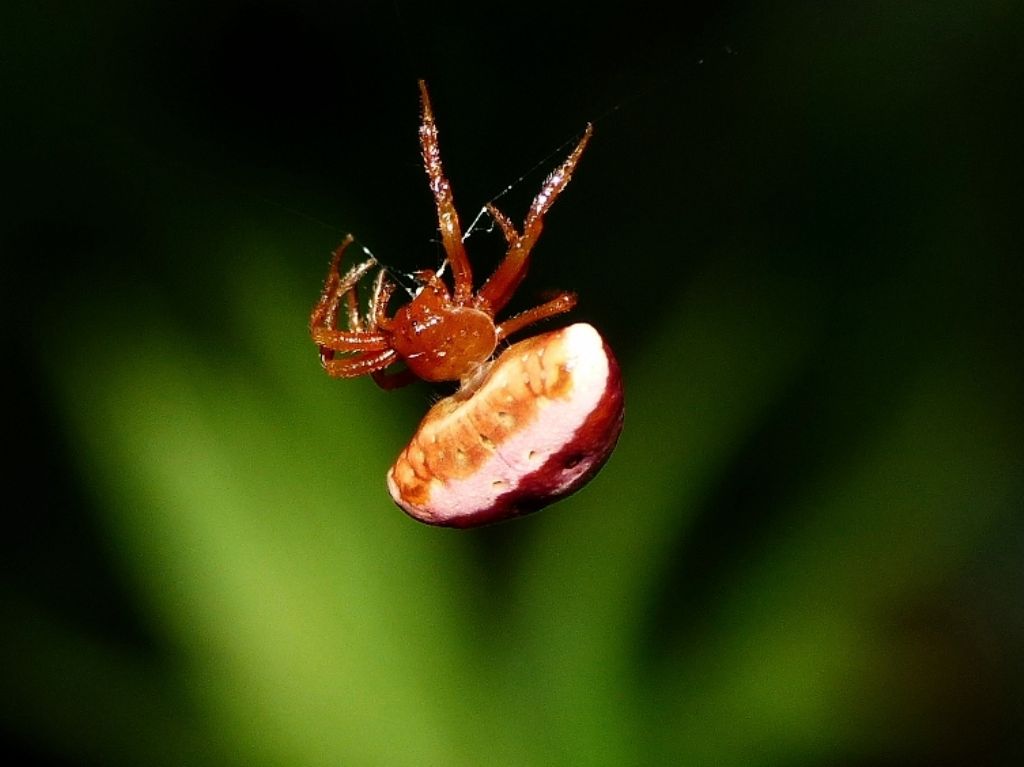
[310,236,376,330]
[495,291,578,342]
[310,236,390,358]
[322,348,399,379]
[368,270,396,331]
[371,366,419,390]
[418,80,474,302]
[311,326,391,352]
[344,279,363,333]
[478,124,593,314]
[367,272,416,389]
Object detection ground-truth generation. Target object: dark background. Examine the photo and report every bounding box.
[4,1,1023,765]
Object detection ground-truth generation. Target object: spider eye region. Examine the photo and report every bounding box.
[391,300,497,382]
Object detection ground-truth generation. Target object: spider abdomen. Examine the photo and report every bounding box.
[387,322,624,527]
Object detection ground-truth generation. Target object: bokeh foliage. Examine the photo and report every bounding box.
[4,1,1022,765]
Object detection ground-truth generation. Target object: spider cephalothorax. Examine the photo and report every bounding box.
[309,80,591,390]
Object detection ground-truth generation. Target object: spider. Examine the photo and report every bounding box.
[309,80,593,390]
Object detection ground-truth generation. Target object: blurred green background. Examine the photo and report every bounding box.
[3,1,1023,765]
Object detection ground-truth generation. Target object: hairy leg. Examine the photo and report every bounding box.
[322,348,398,379]
[478,124,593,313]
[368,270,396,331]
[495,291,577,342]
[418,80,474,302]
[310,236,389,360]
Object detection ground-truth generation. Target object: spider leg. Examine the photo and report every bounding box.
[344,279,363,333]
[371,366,419,390]
[310,236,378,331]
[311,327,391,352]
[495,291,578,342]
[322,348,399,379]
[418,80,474,302]
[310,236,390,360]
[362,272,415,389]
[368,269,397,331]
[478,124,593,314]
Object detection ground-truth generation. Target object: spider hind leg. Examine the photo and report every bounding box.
[310,236,391,365]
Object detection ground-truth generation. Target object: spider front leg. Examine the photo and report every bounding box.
[309,236,393,374]
[479,124,593,315]
[418,80,474,303]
